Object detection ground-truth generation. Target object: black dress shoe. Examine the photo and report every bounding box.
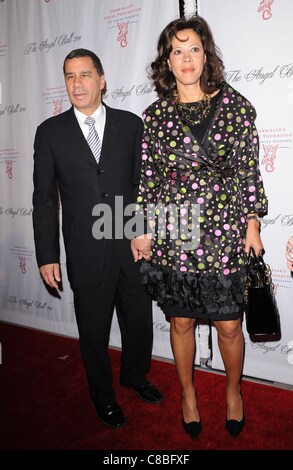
[120,381,164,404]
[225,416,245,438]
[182,417,202,439]
[96,402,127,430]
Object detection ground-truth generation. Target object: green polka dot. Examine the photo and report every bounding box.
[170,141,176,148]
[169,154,175,161]
[180,188,186,194]
[198,263,205,270]
[240,107,246,114]
[148,182,155,188]
[227,125,233,132]
[155,109,161,115]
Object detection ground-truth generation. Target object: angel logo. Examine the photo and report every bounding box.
[258,0,274,20]
[117,21,129,48]
[5,159,13,179]
[53,98,63,115]
[261,144,278,172]
[19,256,27,274]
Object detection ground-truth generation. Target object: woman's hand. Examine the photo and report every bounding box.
[244,219,264,257]
[131,234,152,262]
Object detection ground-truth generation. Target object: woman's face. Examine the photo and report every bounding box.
[167,28,206,90]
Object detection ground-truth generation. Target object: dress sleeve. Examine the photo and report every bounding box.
[236,109,268,217]
[135,109,162,234]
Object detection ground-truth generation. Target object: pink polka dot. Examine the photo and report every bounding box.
[183,136,191,143]
[157,250,162,256]
[222,256,229,263]
[248,185,255,192]
[180,208,187,215]
[146,170,152,176]
[180,266,187,272]
[142,143,148,149]
[224,268,230,275]
[215,229,221,236]
[171,172,177,178]
[253,137,258,144]
[223,97,229,104]
[244,120,250,127]
[181,176,187,181]
[249,195,256,202]
[167,224,174,231]
[215,133,221,141]
[223,224,230,230]
[192,183,198,189]
[180,254,187,260]
[167,121,173,128]
[214,184,219,191]
[181,218,187,225]
[142,155,148,160]
[197,197,204,204]
[197,249,204,256]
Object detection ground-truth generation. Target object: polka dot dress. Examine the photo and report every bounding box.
[137,83,268,320]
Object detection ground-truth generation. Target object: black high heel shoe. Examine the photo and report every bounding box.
[225,415,245,438]
[182,417,202,439]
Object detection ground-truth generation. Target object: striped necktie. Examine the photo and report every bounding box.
[84,116,101,164]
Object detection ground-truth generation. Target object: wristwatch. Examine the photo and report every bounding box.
[247,214,260,223]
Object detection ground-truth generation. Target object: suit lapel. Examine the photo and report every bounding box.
[64,107,98,165]
[64,105,120,166]
[99,104,119,165]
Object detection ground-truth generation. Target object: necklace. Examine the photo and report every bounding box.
[172,90,212,126]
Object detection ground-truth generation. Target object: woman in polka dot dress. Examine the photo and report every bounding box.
[131,16,268,438]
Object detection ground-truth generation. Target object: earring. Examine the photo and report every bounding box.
[169,66,172,72]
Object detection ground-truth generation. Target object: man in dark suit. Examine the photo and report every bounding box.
[32,49,163,430]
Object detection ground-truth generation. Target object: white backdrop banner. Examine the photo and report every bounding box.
[1,0,292,385]
[198,0,293,385]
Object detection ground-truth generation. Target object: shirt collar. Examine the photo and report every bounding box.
[74,103,105,126]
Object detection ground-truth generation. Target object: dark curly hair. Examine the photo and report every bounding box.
[150,16,225,98]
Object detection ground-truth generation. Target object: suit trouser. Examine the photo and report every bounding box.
[73,240,153,407]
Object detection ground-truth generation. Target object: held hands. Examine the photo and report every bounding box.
[244,219,264,257]
[131,234,152,262]
[286,236,293,271]
[40,263,61,289]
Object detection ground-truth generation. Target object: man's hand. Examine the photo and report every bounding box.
[131,234,152,262]
[40,263,61,289]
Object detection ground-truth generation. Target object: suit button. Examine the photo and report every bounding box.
[101,193,109,198]
[97,169,104,174]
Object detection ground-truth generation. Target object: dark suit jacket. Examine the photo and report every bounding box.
[33,104,144,287]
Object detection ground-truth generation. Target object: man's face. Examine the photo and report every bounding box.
[64,56,105,115]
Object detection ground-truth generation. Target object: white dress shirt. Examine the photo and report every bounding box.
[74,103,106,144]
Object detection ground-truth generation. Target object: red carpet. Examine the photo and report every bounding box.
[0,321,292,452]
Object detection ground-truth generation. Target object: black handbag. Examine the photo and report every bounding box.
[244,248,281,337]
